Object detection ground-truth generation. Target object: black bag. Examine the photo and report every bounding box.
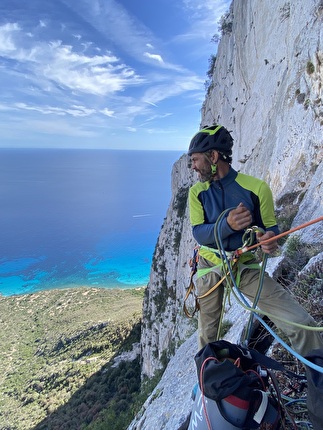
[305,349,323,430]
[192,340,283,429]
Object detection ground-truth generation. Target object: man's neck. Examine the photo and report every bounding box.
[213,162,230,180]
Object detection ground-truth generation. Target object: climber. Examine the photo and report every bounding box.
[188,124,323,356]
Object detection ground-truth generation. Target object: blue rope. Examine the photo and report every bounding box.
[214,209,323,374]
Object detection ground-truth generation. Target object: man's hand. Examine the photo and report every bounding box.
[256,230,278,254]
[227,203,252,231]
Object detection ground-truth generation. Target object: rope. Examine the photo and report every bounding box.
[243,253,268,343]
[184,209,323,371]
[236,215,323,256]
[199,357,217,430]
[213,209,323,373]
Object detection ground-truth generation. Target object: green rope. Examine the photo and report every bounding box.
[212,209,323,338]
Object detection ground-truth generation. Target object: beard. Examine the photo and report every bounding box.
[196,165,214,182]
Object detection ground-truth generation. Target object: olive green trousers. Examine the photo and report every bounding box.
[196,257,323,356]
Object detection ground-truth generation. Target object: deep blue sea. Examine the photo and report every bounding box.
[0,149,183,296]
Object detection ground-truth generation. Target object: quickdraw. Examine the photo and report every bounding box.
[183,247,200,318]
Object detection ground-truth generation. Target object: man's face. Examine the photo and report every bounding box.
[190,152,213,182]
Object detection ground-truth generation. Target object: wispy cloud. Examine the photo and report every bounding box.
[61,0,156,59]
[143,52,164,64]
[14,102,96,117]
[0,24,144,97]
[0,0,231,149]
[141,76,204,105]
[173,0,230,53]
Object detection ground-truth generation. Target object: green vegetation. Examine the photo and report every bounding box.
[306,61,315,74]
[2,236,320,429]
[172,186,189,219]
[219,319,233,338]
[0,287,145,430]
[205,54,217,92]
[278,236,322,326]
[275,192,301,243]
[219,12,233,35]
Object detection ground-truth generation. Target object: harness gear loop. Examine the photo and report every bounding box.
[183,244,242,318]
[183,247,200,318]
[183,243,255,321]
[197,273,228,299]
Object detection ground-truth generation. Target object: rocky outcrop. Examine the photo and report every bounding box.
[140,155,196,377]
[129,1,322,427]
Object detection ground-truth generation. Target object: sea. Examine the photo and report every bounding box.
[0,148,183,297]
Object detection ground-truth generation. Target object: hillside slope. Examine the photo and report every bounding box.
[0,287,143,429]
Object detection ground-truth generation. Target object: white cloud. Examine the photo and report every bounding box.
[43,43,143,95]
[0,24,144,96]
[60,0,185,72]
[0,1,214,148]
[72,0,155,56]
[0,23,20,52]
[101,108,115,117]
[142,75,203,105]
[181,0,231,39]
[143,52,164,64]
[14,102,96,117]
[139,112,173,126]
[143,100,158,107]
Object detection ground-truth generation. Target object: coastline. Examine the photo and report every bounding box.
[0,283,147,298]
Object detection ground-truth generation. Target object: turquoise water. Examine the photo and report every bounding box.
[0,149,182,296]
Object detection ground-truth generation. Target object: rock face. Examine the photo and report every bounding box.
[129,0,322,428]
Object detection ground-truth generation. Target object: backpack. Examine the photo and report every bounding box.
[188,340,291,430]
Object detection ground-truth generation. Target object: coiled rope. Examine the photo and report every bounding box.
[213,209,323,374]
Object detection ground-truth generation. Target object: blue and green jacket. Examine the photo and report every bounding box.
[189,167,279,255]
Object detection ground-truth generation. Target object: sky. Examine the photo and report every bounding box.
[0,0,231,150]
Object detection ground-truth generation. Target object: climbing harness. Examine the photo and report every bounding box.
[214,209,323,371]
[183,228,260,319]
[186,211,323,429]
[184,210,323,373]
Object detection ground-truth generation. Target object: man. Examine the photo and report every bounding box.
[188,124,323,355]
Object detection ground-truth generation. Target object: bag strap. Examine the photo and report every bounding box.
[248,347,302,380]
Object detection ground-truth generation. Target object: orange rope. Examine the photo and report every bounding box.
[236,216,323,255]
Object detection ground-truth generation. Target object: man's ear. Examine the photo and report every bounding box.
[210,150,219,164]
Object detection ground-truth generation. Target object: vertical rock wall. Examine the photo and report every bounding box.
[140,0,323,379]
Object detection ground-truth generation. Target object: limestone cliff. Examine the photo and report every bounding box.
[131,1,322,427]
